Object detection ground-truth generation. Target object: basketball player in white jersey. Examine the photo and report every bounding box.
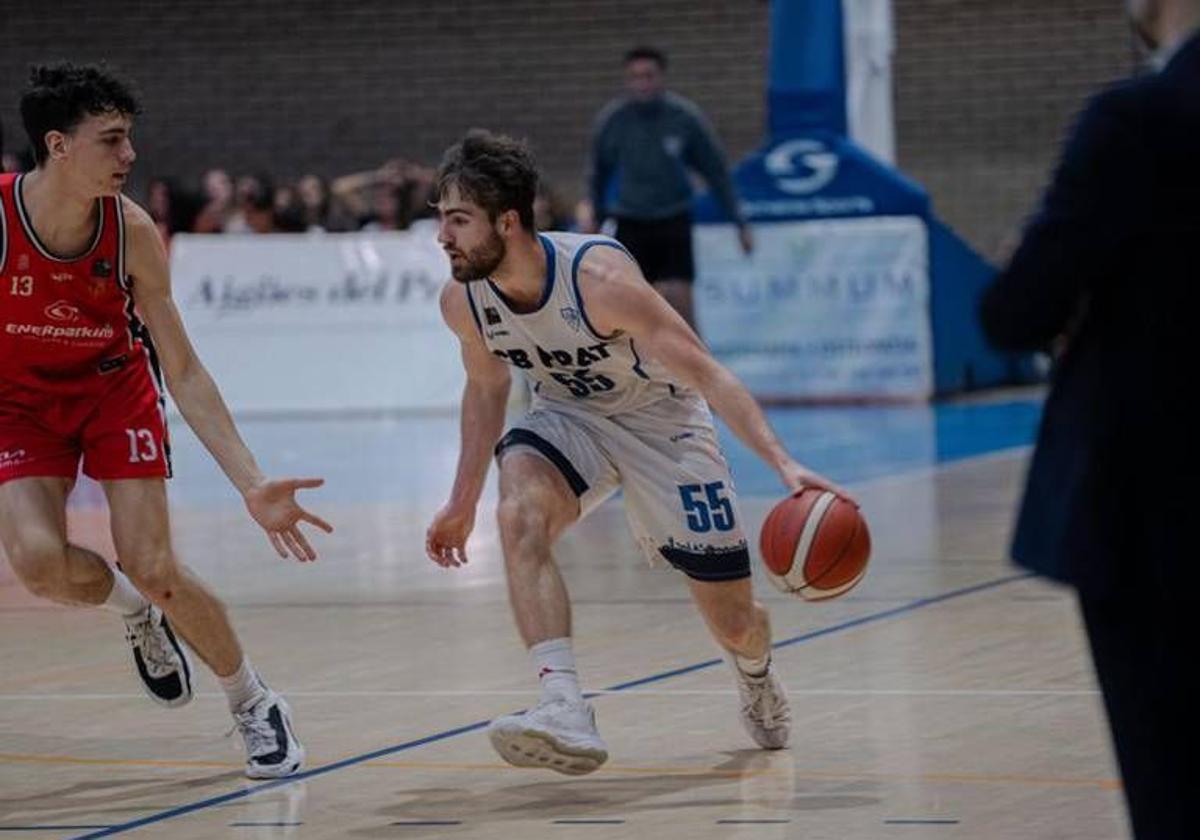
[426,130,846,775]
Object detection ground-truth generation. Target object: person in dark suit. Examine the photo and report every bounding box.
[980,3,1199,837]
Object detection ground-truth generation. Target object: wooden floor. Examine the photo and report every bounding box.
[0,404,1128,839]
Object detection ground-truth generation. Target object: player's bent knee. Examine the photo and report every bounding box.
[6,539,69,598]
[496,496,554,549]
[120,548,181,600]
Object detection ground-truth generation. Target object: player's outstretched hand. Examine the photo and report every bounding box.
[426,503,475,568]
[244,478,334,562]
[778,459,857,505]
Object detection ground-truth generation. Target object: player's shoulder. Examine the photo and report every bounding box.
[117,195,158,243]
[439,278,478,334]
[572,235,643,294]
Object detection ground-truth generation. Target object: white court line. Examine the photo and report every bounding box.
[0,687,1098,700]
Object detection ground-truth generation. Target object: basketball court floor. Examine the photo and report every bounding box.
[0,394,1129,838]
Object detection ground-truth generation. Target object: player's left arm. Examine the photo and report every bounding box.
[122,198,333,560]
[578,248,846,497]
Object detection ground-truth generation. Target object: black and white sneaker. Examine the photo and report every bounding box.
[123,605,193,708]
[234,690,306,779]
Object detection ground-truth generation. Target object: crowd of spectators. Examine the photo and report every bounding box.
[1,125,578,244]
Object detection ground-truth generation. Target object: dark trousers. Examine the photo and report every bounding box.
[1079,589,1192,839]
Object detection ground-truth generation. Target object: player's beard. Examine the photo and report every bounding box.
[451,229,506,283]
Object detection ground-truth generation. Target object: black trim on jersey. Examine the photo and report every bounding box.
[464,282,484,336]
[486,234,557,315]
[629,338,650,380]
[659,543,752,582]
[569,239,635,342]
[0,181,7,274]
[115,197,173,478]
[14,173,105,262]
[494,428,588,497]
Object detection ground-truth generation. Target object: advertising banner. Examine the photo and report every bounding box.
[170,225,461,413]
[696,215,932,400]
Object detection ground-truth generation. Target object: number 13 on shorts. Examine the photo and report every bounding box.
[678,481,736,533]
[126,427,159,463]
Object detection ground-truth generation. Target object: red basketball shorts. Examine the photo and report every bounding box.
[0,356,171,484]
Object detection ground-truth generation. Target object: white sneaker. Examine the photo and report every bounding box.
[733,662,791,749]
[233,690,306,779]
[488,697,608,776]
[123,605,193,708]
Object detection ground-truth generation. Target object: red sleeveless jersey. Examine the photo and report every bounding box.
[0,172,148,394]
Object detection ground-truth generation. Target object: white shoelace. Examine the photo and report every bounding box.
[230,700,278,757]
[125,609,175,677]
[741,675,788,729]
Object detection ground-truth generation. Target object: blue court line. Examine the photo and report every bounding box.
[69,722,488,839]
[0,830,115,833]
[69,571,1031,839]
[601,573,1032,693]
[229,822,304,827]
[884,819,960,825]
[390,821,463,826]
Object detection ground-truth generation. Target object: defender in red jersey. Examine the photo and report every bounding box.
[0,64,330,779]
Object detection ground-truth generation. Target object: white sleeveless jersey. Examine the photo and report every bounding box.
[465,232,700,416]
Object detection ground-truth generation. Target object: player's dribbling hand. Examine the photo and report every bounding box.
[426,503,475,568]
[244,478,334,562]
[778,460,857,505]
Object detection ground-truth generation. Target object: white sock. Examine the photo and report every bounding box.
[734,650,771,679]
[103,568,150,617]
[219,657,267,713]
[531,638,583,704]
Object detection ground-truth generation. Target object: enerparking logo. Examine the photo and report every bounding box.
[45,301,81,322]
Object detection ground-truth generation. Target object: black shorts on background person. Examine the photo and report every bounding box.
[613,213,695,285]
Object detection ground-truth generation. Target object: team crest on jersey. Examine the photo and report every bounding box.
[91,258,112,278]
[560,306,582,333]
[51,272,74,283]
[16,254,30,272]
[484,306,502,326]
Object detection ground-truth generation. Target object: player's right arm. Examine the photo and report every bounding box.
[425,281,512,568]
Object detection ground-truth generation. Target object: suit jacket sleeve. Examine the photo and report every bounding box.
[980,86,1147,352]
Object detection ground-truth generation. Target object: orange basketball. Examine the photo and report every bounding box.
[759,487,870,601]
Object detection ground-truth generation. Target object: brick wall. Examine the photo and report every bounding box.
[0,0,768,210]
[893,0,1133,259]
[1,0,1135,258]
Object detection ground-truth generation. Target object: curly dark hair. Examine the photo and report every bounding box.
[435,129,539,231]
[20,62,141,166]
